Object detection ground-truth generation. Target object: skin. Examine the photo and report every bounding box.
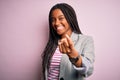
[51,9,82,67]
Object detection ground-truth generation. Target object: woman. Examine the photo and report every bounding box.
[41,3,95,80]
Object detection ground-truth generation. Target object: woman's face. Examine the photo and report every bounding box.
[51,9,72,37]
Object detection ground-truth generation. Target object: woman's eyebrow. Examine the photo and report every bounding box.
[58,15,64,17]
[52,15,64,18]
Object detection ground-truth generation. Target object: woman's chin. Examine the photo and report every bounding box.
[57,31,63,35]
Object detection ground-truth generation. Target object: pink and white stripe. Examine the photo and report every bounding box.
[48,47,62,80]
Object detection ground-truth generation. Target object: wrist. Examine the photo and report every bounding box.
[69,54,80,65]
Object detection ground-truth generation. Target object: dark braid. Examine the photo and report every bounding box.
[41,3,82,80]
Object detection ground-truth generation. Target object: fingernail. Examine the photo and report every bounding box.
[65,34,69,37]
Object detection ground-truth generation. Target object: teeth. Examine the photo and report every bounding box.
[57,26,64,30]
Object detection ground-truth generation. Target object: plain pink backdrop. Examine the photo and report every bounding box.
[0,0,120,80]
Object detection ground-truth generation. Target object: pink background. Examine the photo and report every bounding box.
[0,0,120,80]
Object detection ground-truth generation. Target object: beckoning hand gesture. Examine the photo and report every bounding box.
[58,34,82,67]
[58,34,79,58]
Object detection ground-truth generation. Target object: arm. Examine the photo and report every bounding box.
[73,36,95,77]
[59,34,95,77]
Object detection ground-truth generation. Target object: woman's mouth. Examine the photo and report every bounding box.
[56,26,64,31]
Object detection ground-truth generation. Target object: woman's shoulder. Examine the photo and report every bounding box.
[71,32,94,43]
[79,34,93,39]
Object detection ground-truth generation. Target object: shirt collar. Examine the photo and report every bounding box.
[70,32,79,44]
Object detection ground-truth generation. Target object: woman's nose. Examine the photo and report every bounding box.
[55,19,60,26]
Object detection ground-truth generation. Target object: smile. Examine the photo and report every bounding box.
[56,26,64,31]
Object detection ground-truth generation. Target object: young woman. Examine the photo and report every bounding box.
[41,3,95,80]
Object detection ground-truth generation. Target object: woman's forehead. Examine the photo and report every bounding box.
[51,9,64,17]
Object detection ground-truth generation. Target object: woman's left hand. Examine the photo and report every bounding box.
[59,34,82,67]
[58,34,77,56]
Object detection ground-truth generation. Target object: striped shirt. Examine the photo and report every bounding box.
[48,47,62,80]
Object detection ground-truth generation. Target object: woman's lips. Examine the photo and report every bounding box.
[56,26,64,31]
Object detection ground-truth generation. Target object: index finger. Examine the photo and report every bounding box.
[65,34,73,48]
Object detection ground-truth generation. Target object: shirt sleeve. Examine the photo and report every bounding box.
[73,36,95,77]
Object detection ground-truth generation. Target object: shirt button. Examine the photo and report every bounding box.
[60,77,64,80]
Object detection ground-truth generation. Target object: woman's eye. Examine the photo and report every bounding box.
[51,18,55,22]
[59,17,64,20]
